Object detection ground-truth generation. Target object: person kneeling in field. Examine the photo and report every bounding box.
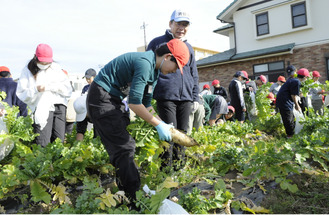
[216,105,235,124]
[86,39,189,201]
[202,94,229,126]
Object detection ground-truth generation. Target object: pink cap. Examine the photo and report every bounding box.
[312,71,321,77]
[259,75,267,84]
[228,106,235,113]
[212,79,219,86]
[203,84,210,89]
[241,70,249,79]
[35,44,53,63]
[297,68,310,77]
[267,92,275,101]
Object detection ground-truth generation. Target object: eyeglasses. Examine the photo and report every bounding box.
[173,21,190,28]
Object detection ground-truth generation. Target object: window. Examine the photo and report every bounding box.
[253,61,285,82]
[256,12,269,36]
[291,2,307,28]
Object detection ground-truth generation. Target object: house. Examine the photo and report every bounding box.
[197,0,329,91]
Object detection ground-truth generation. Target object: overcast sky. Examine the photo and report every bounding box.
[1,0,232,79]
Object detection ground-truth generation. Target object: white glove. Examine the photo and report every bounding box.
[191,101,199,114]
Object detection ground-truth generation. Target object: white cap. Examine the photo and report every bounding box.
[170,9,190,23]
[73,95,87,122]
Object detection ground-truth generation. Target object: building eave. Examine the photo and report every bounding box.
[197,43,295,68]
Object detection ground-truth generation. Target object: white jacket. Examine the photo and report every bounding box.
[17,62,72,129]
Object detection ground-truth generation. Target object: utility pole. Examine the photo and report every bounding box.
[140,22,148,51]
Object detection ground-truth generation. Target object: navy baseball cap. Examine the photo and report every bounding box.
[286,65,296,75]
[83,68,96,79]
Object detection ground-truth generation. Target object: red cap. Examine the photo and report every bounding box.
[297,68,310,77]
[228,106,235,113]
[0,66,10,73]
[312,71,321,77]
[277,76,286,82]
[259,75,267,84]
[35,43,53,63]
[242,70,249,80]
[212,79,219,86]
[166,39,189,74]
[203,84,210,89]
[267,92,275,101]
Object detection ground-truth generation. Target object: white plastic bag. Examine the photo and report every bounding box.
[143,185,188,214]
[293,109,304,134]
[0,138,15,161]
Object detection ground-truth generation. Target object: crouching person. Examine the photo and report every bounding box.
[203,94,229,126]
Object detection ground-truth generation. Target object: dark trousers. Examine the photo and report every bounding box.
[34,104,66,147]
[87,82,140,200]
[279,108,295,136]
[234,106,245,122]
[156,100,191,170]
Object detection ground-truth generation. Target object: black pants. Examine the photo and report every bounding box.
[87,82,140,200]
[76,116,98,138]
[156,100,191,170]
[34,104,66,147]
[279,108,295,136]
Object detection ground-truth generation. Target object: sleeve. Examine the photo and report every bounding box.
[128,59,152,106]
[236,82,245,108]
[16,67,39,105]
[223,87,228,99]
[269,84,275,93]
[203,102,211,121]
[16,97,28,117]
[188,45,200,102]
[45,68,72,98]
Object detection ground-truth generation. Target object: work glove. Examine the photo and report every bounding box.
[191,101,199,114]
[155,121,174,141]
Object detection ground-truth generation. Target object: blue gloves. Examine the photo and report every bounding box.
[155,121,174,141]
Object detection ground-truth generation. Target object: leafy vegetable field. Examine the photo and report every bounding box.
[1,87,329,214]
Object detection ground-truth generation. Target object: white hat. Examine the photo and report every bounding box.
[170,9,190,23]
[73,95,87,122]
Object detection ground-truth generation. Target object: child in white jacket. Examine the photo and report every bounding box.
[17,43,72,147]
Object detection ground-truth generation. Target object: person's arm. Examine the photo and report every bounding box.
[291,95,301,111]
[16,67,39,105]
[129,104,161,127]
[129,104,173,141]
[236,81,246,111]
[209,119,216,126]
